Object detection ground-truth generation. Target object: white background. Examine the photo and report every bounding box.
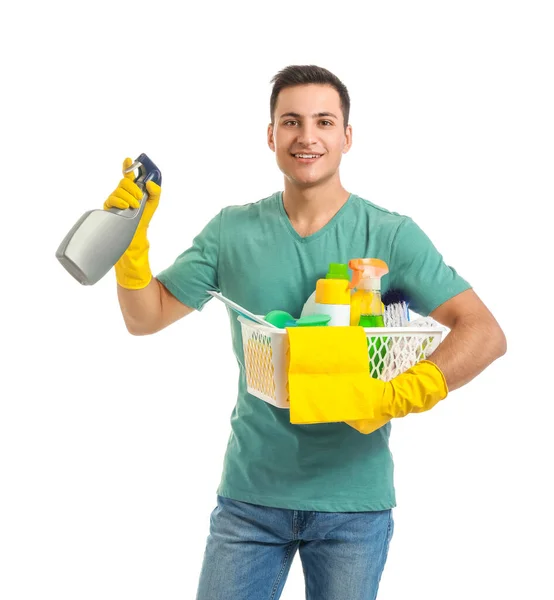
[1,1,553,599]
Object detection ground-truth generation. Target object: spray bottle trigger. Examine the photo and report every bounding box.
[123,153,162,188]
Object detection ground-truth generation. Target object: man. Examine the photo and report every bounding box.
[105,65,506,600]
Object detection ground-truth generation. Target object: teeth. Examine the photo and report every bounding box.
[295,154,320,158]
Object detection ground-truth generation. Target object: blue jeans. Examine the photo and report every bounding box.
[196,495,394,600]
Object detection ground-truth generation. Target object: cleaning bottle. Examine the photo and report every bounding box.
[300,263,351,326]
[55,153,162,286]
[348,258,389,377]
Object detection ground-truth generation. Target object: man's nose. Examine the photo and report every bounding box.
[296,123,318,145]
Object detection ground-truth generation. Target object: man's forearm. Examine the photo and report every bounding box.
[116,277,163,335]
[428,315,507,391]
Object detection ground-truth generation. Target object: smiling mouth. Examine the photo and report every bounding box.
[291,153,323,160]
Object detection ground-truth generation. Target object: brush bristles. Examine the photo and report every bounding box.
[384,301,409,327]
[382,288,409,307]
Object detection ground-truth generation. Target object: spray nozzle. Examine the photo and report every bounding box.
[348,258,389,290]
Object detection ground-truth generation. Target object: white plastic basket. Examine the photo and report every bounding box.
[239,317,447,409]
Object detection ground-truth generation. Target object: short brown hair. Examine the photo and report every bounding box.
[270,65,350,130]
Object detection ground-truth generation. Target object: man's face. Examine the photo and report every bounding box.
[268,84,352,188]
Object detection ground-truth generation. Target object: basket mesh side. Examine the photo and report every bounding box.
[244,330,276,400]
[368,333,440,381]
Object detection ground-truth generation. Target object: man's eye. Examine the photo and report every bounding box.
[284,120,298,126]
[320,120,333,126]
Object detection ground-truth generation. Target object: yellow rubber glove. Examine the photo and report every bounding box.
[103,157,161,289]
[345,360,449,434]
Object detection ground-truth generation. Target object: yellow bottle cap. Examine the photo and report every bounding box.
[315,279,351,305]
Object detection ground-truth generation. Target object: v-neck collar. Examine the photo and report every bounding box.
[276,191,354,244]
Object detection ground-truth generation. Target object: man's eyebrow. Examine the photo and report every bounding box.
[279,112,339,120]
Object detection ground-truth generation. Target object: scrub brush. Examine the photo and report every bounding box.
[382,288,444,377]
[382,288,411,378]
[382,288,410,327]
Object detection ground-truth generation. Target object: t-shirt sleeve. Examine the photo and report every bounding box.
[388,217,472,316]
[154,211,222,311]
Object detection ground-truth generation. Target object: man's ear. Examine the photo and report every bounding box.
[267,123,275,152]
[342,124,353,154]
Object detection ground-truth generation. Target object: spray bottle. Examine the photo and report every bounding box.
[348,258,389,326]
[55,153,162,286]
[348,258,389,377]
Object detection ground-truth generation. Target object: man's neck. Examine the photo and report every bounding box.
[282,178,351,238]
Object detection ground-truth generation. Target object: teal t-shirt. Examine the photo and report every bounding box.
[155,191,471,512]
